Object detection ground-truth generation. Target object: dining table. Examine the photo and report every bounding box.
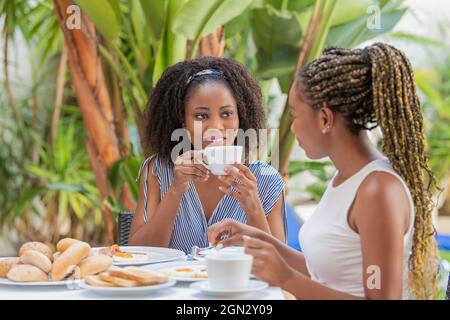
[0,257,286,300]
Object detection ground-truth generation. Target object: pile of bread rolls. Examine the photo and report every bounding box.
[0,238,112,282]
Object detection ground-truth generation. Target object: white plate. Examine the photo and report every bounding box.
[78,279,176,295]
[144,261,208,282]
[190,280,268,297]
[195,246,245,260]
[91,246,185,266]
[0,277,75,287]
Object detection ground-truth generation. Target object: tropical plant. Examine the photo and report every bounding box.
[415,59,450,215]
[0,0,412,246]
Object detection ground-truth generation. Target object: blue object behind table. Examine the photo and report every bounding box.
[286,202,302,251]
[437,233,450,251]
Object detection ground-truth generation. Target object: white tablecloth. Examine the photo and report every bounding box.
[0,281,283,300]
[0,259,284,300]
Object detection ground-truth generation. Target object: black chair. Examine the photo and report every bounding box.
[118,211,135,246]
[447,273,450,300]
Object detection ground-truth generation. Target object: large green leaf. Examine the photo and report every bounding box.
[298,0,372,33]
[326,2,406,48]
[172,0,253,39]
[172,0,252,58]
[264,0,315,12]
[415,68,450,119]
[152,0,187,84]
[224,7,251,39]
[251,6,302,79]
[389,31,445,48]
[75,0,120,41]
[139,0,166,42]
[332,0,373,26]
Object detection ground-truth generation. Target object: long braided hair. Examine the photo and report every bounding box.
[297,42,439,299]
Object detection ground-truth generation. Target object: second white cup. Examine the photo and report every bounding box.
[205,251,253,291]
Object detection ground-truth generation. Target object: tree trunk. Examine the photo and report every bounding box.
[54,0,131,244]
[198,26,224,57]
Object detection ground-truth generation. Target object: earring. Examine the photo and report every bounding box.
[322,126,330,134]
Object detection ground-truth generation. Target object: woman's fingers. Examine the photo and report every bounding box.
[178,165,209,179]
[176,150,206,165]
[218,185,241,199]
[207,219,243,245]
[217,234,244,247]
[218,175,242,188]
[223,166,248,183]
[208,227,230,245]
[182,163,209,175]
[243,235,268,250]
[232,163,257,182]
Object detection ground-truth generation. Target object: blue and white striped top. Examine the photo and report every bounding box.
[137,154,286,253]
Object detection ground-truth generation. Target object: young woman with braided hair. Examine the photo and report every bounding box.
[208,42,439,299]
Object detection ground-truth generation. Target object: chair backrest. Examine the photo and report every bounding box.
[447,273,450,300]
[118,211,135,246]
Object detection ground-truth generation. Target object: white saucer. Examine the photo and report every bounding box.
[190,280,268,297]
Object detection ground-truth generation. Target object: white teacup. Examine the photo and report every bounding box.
[205,250,253,291]
[202,145,243,176]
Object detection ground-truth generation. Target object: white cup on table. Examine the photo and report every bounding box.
[205,250,253,290]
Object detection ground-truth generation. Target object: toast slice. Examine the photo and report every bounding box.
[98,272,140,287]
[108,267,168,285]
[84,275,116,287]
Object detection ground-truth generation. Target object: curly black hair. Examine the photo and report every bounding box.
[145,56,265,161]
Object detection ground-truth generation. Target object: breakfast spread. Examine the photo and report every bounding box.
[0,238,112,282]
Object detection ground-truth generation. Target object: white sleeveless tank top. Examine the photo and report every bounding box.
[299,158,415,299]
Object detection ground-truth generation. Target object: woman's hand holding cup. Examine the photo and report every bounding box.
[172,150,210,194]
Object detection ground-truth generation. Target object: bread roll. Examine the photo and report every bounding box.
[64,266,80,280]
[7,264,48,282]
[19,242,53,262]
[56,238,82,253]
[51,241,91,281]
[20,250,52,273]
[53,252,61,261]
[79,255,112,278]
[84,275,115,287]
[0,258,20,278]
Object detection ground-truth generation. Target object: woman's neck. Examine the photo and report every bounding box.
[329,130,383,183]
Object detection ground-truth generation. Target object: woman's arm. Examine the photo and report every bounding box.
[128,159,184,247]
[129,151,210,247]
[350,172,409,299]
[266,196,285,242]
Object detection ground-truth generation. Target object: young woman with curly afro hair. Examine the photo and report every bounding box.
[129,57,286,254]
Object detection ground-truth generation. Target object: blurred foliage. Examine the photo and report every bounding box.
[3,0,445,246]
